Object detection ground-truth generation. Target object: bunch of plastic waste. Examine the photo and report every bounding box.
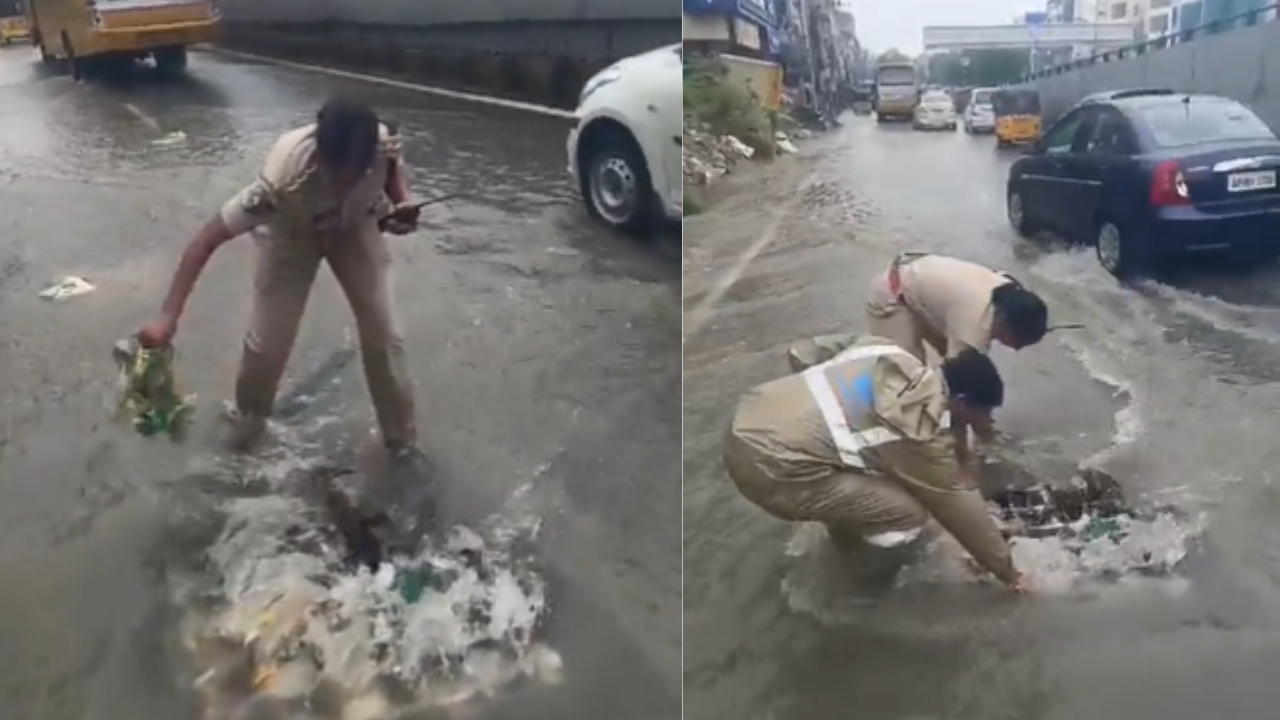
[112,337,194,440]
[990,467,1132,543]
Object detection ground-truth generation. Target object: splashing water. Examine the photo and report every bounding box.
[172,432,561,718]
[781,506,1203,630]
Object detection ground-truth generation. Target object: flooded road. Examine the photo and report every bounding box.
[683,118,1280,720]
[0,48,680,719]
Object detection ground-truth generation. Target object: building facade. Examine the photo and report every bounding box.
[683,0,781,58]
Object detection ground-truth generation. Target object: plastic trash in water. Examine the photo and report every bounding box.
[112,338,194,440]
[1079,515,1129,543]
[151,130,187,147]
[38,275,95,301]
[392,566,433,604]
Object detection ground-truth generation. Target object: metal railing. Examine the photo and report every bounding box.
[1018,1,1280,82]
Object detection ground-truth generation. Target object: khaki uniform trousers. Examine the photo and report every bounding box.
[236,224,416,449]
[724,429,929,586]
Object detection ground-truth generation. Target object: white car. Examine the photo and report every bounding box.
[566,44,683,235]
[964,87,996,134]
[914,91,957,131]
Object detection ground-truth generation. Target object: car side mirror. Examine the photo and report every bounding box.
[1021,143,1040,156]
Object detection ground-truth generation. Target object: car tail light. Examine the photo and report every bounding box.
[1150,160,1189,206]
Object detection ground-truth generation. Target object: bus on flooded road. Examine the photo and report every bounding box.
[27,0,219,78]
[874,61,920,123]
[0,1,29,46]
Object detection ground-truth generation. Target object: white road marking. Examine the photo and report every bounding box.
[683,177,812,342]
[210,48,577,120]
[122,102,160,130]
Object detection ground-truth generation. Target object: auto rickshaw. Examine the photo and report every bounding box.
[851,83,874,115]
[992,87,1042,148]
[0,0,28,46]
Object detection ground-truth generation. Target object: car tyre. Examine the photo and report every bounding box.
[578,125,657,238]
[1095,219,1141,279]
[1006,189,1035,237]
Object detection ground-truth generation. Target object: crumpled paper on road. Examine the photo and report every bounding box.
[112,338,195,440]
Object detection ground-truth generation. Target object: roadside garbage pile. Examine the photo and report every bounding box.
[682,120,757,187]
[182,473,560,720]
[682,121,805,187]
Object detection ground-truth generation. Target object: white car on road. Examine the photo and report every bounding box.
[914,91,958,131]
[964,87,996,134]
[567,44,683,236]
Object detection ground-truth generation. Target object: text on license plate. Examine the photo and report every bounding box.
[1227,169,1277,192]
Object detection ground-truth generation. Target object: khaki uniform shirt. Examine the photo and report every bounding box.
[897,255,1015,357]
[219,122,402,242]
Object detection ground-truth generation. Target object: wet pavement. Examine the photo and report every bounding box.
[0,47,679,719]
[684,118,1280,720]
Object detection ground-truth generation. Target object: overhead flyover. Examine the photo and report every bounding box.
[922,23,1136,50]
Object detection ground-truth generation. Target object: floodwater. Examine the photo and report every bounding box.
[683,117,1280,720]
[0,48,680,719]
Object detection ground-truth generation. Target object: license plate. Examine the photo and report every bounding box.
[1227,170,1276,192]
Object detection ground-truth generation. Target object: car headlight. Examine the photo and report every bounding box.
[578,66,622,106]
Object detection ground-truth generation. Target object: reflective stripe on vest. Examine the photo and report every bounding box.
[802,344,913,469]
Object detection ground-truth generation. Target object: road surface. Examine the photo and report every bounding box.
[684,119,1280,720]
[0,48,680,720]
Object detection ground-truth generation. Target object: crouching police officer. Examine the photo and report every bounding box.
[723,334,1031,593]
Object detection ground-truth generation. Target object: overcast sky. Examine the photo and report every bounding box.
[846,0,1040,55]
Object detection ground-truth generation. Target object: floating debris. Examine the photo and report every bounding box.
[38,275,95,301]
[152,130,188,146]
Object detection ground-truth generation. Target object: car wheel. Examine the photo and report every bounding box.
[1095,220,1141,279]
[579,126,656,237]
[1007,189,1034,236]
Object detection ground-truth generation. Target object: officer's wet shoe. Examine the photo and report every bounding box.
[221,402,269,454]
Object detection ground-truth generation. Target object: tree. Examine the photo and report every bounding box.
[876,48,911,64]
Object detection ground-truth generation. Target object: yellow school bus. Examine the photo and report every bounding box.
[27,0,219,77]
[0,1,30,45]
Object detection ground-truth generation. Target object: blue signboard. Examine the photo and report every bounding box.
[1024,10,1047,25]
[683,0,777,29]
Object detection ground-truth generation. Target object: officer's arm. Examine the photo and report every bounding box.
[156,179,274,323]
[878,436,1018,586]
[379,122,410,205]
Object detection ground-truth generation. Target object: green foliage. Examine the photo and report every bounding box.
[927,49,1029,87]
[683,58,773,156]
[877,48,911,64]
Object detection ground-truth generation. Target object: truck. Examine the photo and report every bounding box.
[25,0,220,78]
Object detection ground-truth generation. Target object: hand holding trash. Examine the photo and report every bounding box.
[136,312,179,349]
[113,333,194,440]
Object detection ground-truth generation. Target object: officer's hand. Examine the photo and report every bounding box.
[1008,572,1034,595]
[137,313,178,348]
[381,201,420,235]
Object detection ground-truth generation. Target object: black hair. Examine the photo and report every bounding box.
[941,348,1004,409]
[315,97,380,171]
[991,282,1048,345]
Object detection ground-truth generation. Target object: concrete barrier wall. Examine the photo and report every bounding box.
[214,0,680,108]
[216,0,675,25]
[1030,21,1280,130]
